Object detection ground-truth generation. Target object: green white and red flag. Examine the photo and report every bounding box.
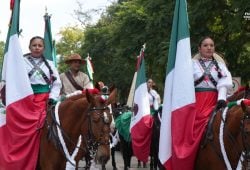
[158,0,196,169]
[0,0,41,169]
[130,45,153,163]
[86,53,94,88]
[44,12,57,66]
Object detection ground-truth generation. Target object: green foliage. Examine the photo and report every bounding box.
[57,0,250,102]
[79,0,171,102]
[189,0,250,84]
[56,25,85,73]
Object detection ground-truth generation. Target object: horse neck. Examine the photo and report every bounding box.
[223,106,244,168]
[60,98,89,141]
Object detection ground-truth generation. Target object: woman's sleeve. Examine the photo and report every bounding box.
[216,62,233,100]
[48,62,62,100]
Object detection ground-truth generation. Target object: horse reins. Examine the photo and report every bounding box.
[220,99,250,169]
[86,106,111,152]
[45,102,111,169]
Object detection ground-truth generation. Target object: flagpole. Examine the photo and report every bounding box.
[127,44,146,108]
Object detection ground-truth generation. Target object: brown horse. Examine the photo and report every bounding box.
[38,88,117,170]
[195,88,250,170]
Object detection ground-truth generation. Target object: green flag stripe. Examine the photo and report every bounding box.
[43,14,53,61]
[135,54,147,89]
[0,0,20,80]
[166,0,190,74]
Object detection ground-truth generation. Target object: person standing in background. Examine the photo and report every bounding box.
[147,78,161,115]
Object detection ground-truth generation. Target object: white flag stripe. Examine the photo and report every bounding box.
[159,38,195,165]
[5,35,33,106]
[172,38,195,110]
[130,82,150,129]
[159,69,174,162]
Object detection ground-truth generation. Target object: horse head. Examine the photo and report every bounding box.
[84,87,117,166]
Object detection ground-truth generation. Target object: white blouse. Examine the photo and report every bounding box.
[193,59,233,100]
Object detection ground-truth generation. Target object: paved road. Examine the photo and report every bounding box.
[79,151,150,170]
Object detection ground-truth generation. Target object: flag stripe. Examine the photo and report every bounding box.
[5,35,33,105]
[44,13,53,61]
[166,0,190,74]
[159,0,195,169]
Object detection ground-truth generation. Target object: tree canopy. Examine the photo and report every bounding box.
[56,0,250,103]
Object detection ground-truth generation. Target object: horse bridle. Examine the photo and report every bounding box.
[45,103,111,168]
[241,90,250,166]
[85,106,111,159]
[241,108,250,167]
[220,101,250,169]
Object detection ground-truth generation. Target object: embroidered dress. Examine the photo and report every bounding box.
[179,54,233,169]
[24,55,61,100]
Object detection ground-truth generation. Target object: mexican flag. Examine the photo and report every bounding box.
[130,47,153,163]
[158,0,196,169]
[86,54,94,88]
[44,12,57,66]
[0,0,41,169]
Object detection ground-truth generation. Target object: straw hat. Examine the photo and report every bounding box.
[64,53,85,64]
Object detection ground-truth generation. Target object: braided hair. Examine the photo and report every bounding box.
[199,36,223,79]
[29,36,55,83]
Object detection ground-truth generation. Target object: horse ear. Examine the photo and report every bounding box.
[109,84,116,93]
[246,84,249,91]
[105,88,117,105]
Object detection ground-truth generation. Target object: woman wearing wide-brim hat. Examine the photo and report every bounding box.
[60,53,91,95]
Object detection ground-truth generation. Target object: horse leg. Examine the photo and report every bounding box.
[153,153,158,170]
[123,153,129,170]
[101,164,106,170]
[137,160,141,168]
[150,156,153,170]
[84,155,91,170]
[111,148,117,170]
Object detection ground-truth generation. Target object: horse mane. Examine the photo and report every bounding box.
[63,93,85,102]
